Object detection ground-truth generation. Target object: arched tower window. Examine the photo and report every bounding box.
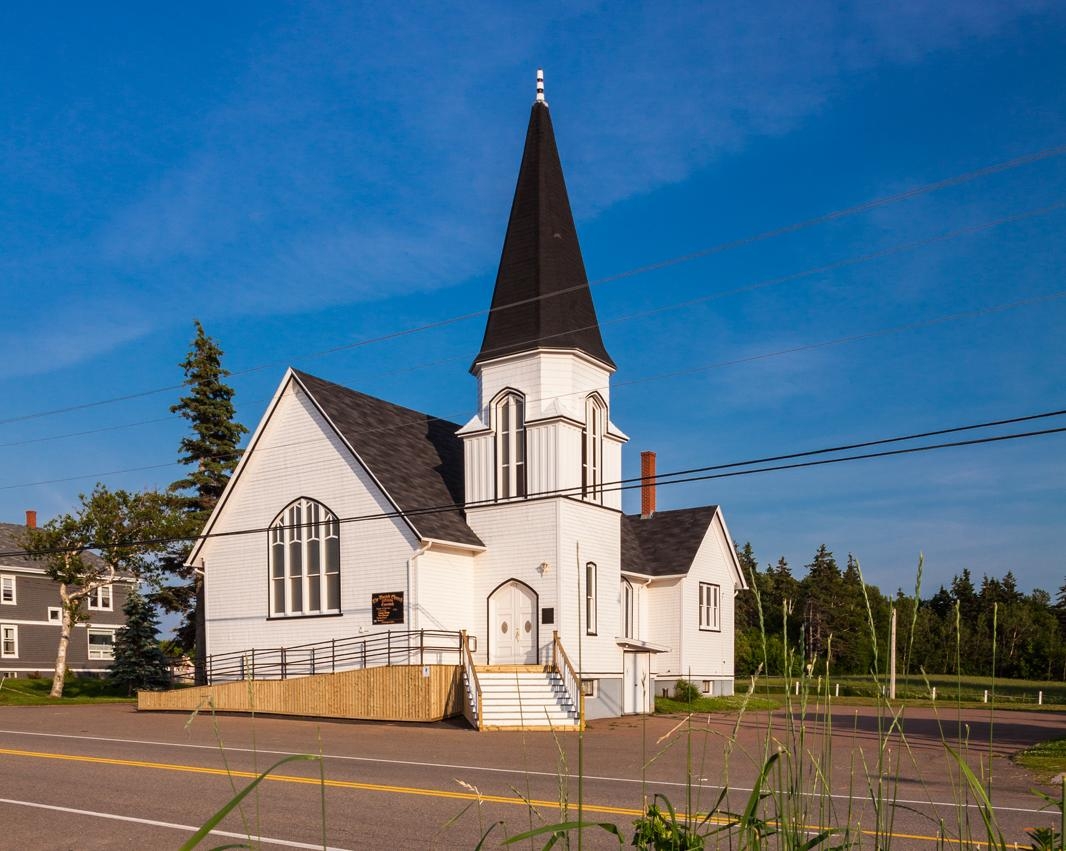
[495,391,526,499]
[582,394,606,502]
[622,578,635,639]
[269,498,340,617]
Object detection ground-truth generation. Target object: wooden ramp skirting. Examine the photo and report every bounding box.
[137,664,464,722]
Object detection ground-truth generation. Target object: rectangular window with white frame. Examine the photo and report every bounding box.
[1,575,15,605]
[47,607,62,624]
[1,624,17,658]
[585,562,597,635]
[88,585,113,611]
[87,627,116,660]
[698,582,721,631]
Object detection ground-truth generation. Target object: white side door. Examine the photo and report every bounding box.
[623,652,651,714]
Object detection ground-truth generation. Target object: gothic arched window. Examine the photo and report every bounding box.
[622,578,635,639]
[269,498,341,617]
[495,391,526,499]
[582,394,606,502]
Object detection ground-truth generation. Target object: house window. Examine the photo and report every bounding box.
[581,678,598,697]
[581,395,606,502]
[585,562,597,635]
[88,585,112,611]
[495,392,526,499]
[47,607,62,623]
[1,625,17,658]
[269,498,341,617]
[699,582,721,631]
[622,579,635,639]
[1,575,14,605]
[87,627,115,660]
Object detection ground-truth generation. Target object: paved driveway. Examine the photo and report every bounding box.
[0,703,1061,848]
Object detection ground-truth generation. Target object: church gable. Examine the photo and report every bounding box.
[621,506,719,578]
[292,371,482,548]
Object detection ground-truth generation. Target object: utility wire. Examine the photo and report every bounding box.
[4,281,1062,487]
[5,419,1065,559]
[4,199,1063,453]
[3,143,1063,428]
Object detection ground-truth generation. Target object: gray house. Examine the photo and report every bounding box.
[0,512,129,678]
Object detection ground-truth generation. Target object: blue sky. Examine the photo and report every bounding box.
[2,1,1064,601]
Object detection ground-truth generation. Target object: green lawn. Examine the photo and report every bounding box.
[0,676,134,706]
[1015,735,1066,783]
[740,674,1066,707]
[656,694,781,714]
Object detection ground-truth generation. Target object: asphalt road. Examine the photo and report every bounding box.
[0,703,1061,849]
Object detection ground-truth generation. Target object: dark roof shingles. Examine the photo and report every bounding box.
[0,522,42,569]
[473,102,614,370]
[294,371,483,548]
[0,521,106,571]
[621,506,718,577]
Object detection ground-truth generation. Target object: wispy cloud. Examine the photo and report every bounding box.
[2,0,1059,378]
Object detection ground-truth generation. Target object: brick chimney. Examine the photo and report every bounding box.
[640,451,656,519]
[25,509,37,529]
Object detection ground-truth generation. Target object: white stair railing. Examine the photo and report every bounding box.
[460,630,483,731]
[551,630,585,730]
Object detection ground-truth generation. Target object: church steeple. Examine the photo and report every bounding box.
[472,71,615,372]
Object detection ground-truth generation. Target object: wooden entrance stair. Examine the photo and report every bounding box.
[460,632,585,731]
[465,666,580,730]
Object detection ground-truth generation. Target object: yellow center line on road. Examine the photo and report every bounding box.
[0,747,1018,847]
[0,746,642,817]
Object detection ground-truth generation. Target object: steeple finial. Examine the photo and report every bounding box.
[536,68,546,105]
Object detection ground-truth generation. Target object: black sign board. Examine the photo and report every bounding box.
[372,591,405,625]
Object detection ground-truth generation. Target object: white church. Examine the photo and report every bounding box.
[189,76,746,723]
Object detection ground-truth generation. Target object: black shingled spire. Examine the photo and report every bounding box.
[472,98,615,372]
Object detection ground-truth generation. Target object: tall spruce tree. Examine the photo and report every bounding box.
[801,544,841,662]
[160,320,246,682]
[109,588,170,695]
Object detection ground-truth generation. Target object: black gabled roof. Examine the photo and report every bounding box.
[293,371,483,548]
[0,522,44,570]
[621,506,719,577]
[0,521,106,571]
[472,101,614,371]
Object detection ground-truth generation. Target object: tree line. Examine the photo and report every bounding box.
[735,543,1066,681]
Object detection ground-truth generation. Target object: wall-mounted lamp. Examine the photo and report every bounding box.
[537,562,551,575]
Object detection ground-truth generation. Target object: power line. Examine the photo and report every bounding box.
[5,418,1064,559]
[3,143,1063,428]
[4,199,1062,455]
[0,416,177,450]
[4,284,1063,489]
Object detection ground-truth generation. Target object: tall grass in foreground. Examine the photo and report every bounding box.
[481,556,1061,849]
[182,557,1064,849]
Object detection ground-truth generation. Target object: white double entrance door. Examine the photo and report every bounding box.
[488,580,538,664]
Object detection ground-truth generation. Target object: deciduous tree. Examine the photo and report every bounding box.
[24,485,175,698]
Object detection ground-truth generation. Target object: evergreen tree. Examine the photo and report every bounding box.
[800,544,840,662]
[763,556,798,637]
[1054,577,1066,632]
[734,542,760,631]
[834,554,870,674]
[109,589,170,695]
[158,321,247,681]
